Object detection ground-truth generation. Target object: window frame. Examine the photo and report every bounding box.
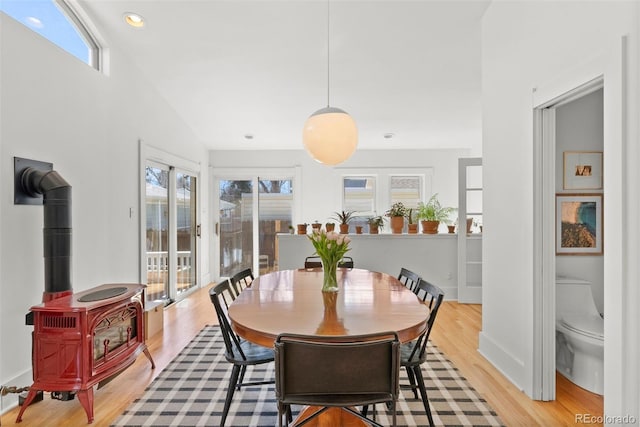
[338,167,434,231]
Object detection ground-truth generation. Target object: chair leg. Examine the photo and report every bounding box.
[405,366,419,399]
[413,366,434,427]
[221,364,241,427]
[237,365,247,390]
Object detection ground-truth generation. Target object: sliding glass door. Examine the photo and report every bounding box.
[215,173,294,278]
[145,162,198,304]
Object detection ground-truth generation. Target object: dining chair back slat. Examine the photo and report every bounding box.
[397,268,421,293]
[230,268,254,295]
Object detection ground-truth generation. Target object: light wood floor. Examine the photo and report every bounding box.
[1,284,603,427]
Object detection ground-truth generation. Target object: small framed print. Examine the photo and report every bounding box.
[563,151,603,190]
[556,193,603,255]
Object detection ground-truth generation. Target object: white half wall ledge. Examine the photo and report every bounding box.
[478,331,526,393]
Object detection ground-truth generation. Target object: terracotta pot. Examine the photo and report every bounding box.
[447,225,456,234]
[355,226,363,234]
[325,223,335,232]
[339,223,349,234]
[466,218,473,234]
[408,223,418,234]
[390,216,404,234]
[369,224,379,234]
[311,223,322,232]
[420,220,439,234]
[297,224,308,235]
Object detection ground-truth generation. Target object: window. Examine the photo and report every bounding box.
[1,0,100,69]
[389,175,422,211]
[339,168,432,232]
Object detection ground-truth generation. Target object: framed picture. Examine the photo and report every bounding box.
[563,151,603,190]
[556,193,603,255]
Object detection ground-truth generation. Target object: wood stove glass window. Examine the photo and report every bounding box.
[93,306,138,362]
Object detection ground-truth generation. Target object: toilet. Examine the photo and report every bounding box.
[556,276,604,395]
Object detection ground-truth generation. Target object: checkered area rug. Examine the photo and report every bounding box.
[112,326,503,426]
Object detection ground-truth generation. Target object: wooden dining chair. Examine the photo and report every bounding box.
[209,279,274,427]
[397,267,422,293]
[304,256,354,269]
[304,256,322,269]
[274,331,401,427]
[399,279,445,427]
[230,267,254,296]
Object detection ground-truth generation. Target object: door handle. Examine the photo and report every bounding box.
[196,224,201,237]
[215,222,219,236]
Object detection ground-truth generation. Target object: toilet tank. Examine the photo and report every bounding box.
[556,277,600,317]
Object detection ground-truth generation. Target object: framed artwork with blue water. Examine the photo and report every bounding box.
[556,194,603,255]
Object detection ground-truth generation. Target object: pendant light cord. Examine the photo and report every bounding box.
[326,0,330,108]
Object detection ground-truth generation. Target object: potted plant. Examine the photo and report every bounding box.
[325,222,335,232]
[332,210,356,234]
[385,202,407,234]
[297,223,308,235]
[367,216,384,234]
[288,225,295,234]
[416,193,456,234]
[406,208,418,234]
[311,220,322,232]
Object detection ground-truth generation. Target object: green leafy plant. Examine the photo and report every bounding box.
[416,193,456,221]
[367,215,385,230]
[385,202,408,218]
[332,210,356,225]
[406,208,416,224]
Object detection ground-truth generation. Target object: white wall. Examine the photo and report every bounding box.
[482,0,639,419]
[0,14,209,410]
[555,89,604,315]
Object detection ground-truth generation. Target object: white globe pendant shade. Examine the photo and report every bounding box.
[302,107,358,165]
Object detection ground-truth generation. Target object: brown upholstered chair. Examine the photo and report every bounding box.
[274,331,400,427]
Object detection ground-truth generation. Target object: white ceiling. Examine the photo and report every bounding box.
[77,0,490,152]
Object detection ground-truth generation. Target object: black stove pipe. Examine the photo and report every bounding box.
[21,167,72,300]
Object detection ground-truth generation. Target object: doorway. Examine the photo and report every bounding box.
[141,145,201,307]
[533,78,604,403]
[213,169,299,279]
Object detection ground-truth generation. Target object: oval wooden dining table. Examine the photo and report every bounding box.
[228,268,430,426]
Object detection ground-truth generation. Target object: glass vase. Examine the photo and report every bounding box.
[321,259,339,292]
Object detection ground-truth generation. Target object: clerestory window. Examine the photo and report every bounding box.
[1,0,100,70]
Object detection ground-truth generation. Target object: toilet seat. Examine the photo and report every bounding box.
[559,314,604,340]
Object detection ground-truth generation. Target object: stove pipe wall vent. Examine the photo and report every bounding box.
[14,157,72,303]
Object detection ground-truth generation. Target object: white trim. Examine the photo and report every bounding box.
[532,107,557,400]
[531,35,633,415]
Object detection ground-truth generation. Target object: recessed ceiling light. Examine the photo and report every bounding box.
[124,12,145,28]
[383,133,395,139]
[244,134,254,140]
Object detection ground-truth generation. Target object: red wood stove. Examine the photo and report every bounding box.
[16,283,155,424]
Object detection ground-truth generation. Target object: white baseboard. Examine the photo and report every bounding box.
[478,330,527,395]
[0,369,33,415]
[441,285,458,300]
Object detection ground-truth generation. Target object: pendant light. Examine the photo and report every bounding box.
[302,0,358,165]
